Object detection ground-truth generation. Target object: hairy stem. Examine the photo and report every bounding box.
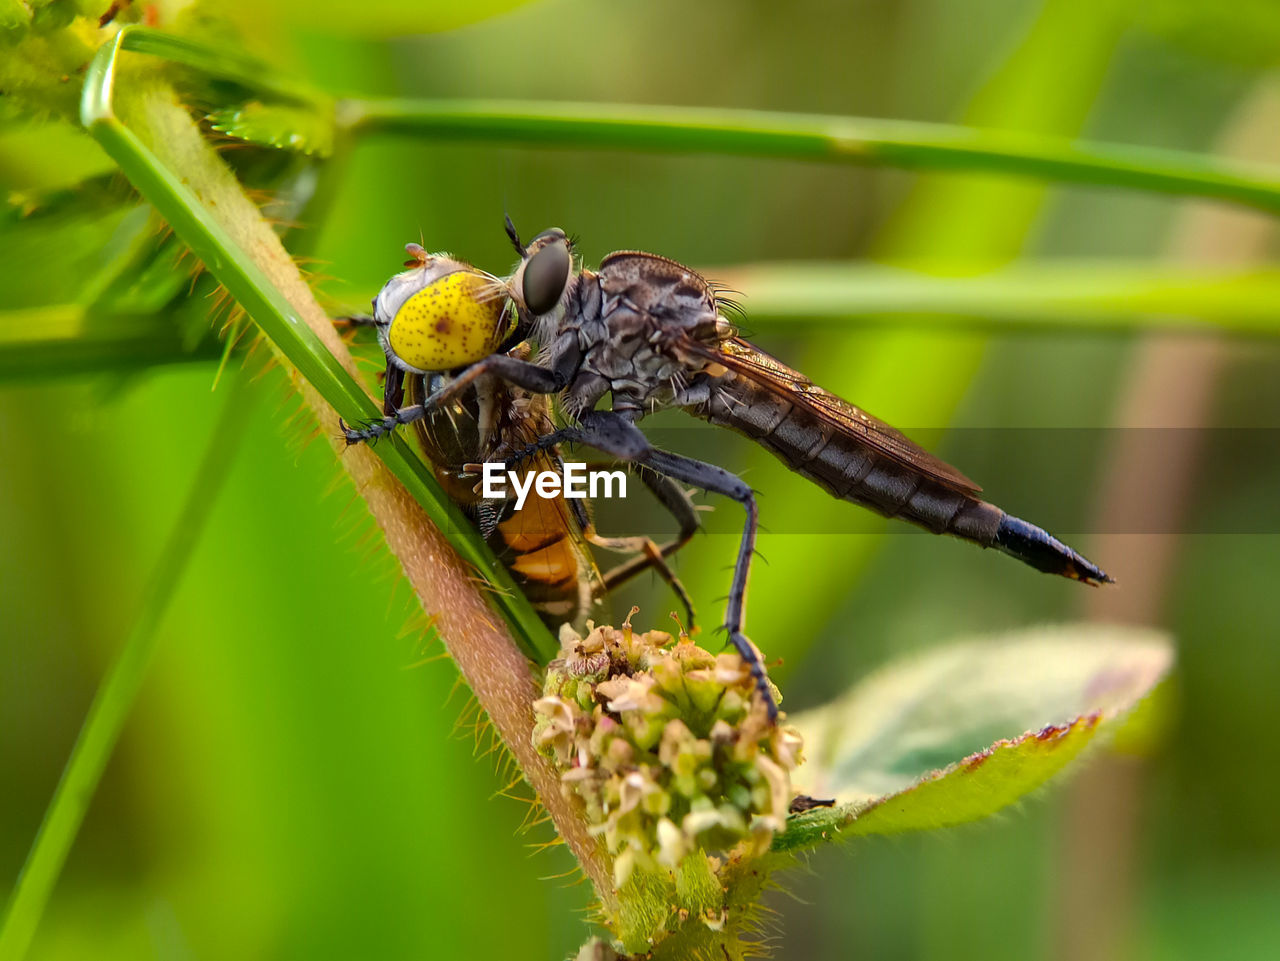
[78,36,615,908]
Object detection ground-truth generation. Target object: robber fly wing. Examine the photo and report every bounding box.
[687,336,982,496]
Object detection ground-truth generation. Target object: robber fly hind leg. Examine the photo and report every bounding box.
[539,411,776,720]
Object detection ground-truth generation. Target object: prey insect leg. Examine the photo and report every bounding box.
[331,314,406,416]
[588,468,701,626]
[333,314,379,329]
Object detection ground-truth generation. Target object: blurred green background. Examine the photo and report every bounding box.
[3,0,1279,958]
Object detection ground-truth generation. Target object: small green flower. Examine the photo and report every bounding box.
[532,615,804,891]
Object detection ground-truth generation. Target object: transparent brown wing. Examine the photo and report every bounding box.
[689,336,982,495]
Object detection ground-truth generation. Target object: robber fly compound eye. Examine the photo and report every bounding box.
[521,233,572,315]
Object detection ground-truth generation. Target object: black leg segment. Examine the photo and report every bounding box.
[543,412,777,720]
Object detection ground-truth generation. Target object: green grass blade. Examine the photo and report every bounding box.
[80,26,556,664]
[0,380,253,961]
[715,260,1280,335]
[88,28,1280,217]
[349,97,1280,214]
[8,259,1277,383]
[0,304,222,380]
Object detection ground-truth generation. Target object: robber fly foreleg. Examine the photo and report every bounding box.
[531,411,776,720]
[341,337,582,446]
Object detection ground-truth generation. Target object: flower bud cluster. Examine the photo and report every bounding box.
[533,617,803,887]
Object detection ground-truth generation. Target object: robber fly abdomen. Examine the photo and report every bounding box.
[701,370,1000,526]
[693,345,1107,584]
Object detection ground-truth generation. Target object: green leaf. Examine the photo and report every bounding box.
[774,625,1173,852]
[0,0,33,33]
[207,101,334,157]
[0,121,115,198]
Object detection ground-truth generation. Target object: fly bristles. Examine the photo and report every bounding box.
[475,272,516,306]
[706,279,745,319]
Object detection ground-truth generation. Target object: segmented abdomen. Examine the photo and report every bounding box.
[694,376,1110,584]
[697,376,1003,541]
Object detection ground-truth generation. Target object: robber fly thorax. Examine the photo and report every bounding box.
[344,221,1113,721]
[341,244,697,633]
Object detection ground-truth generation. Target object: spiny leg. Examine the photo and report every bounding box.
[341,349,576,446]
[642,448,768,719]
[531,412,776,720]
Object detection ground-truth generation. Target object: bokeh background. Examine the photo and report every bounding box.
[3,1,1279,958]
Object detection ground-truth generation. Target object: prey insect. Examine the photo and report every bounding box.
[344,222,1113,720]
[339,246,699,633]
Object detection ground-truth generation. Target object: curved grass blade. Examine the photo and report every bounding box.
[80,26,556,665]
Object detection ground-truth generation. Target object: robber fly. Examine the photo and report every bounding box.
[344,222,1112,719]
[339,246,699,632]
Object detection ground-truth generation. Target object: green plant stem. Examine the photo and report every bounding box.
[74,28,1280,220]
[74,26,610,908]
[345,98,1280,214]
[0,381,253,961]
[0,304,222,380]
[714,261,1280,334]
[6,259,1278,383]
[112,25,328,108]
[80,26,555,664]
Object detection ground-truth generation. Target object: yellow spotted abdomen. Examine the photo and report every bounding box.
[388,271,510,371]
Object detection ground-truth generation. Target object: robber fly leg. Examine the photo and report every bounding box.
[559,412,776,721]
[643,449,772,720]
[343,339,582,447]
[633,466,703,563]
[503,428,580,470]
